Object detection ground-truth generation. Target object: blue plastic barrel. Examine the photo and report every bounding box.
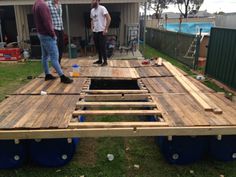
[0,140,27,169]
[157,136,208,165]
[209,135,236,161]
[79,115,85,122]
[147,115,157,122]
[29,138,79,167]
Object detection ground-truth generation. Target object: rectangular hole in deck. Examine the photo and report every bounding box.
[89,79,140,90]
[78,79,163,123]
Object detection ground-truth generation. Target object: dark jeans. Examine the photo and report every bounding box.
[55,30,64,64]
[93,32,107,63]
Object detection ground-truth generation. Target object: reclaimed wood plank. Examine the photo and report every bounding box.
[0,96,36,129]
[29,96,60,128]
[0,96,28,123]
[163,94,195,126]
[15,96,56,128]
[45,95,71,128]
[154,95,186,126]
[58,96,80,128]
[163,61,213,111]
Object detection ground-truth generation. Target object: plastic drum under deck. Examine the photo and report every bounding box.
[0,140,27,169]
[29,116,85,167]
[29,138,79,167]
[157,136,208,165]
[209,135,236,162]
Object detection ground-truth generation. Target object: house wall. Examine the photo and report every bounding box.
[63,3,139,44]
[13,3,139,46]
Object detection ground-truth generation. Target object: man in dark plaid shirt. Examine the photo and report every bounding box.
[47,0,64,65]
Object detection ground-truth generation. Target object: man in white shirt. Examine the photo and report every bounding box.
[90,0,111,66]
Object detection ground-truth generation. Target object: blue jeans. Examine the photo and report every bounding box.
[38,34,64,76]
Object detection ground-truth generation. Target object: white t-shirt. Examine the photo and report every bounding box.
[90,5,108,32]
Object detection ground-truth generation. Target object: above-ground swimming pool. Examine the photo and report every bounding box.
[165,22,215,35]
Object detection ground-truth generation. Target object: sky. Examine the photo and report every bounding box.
[162,0,236,13]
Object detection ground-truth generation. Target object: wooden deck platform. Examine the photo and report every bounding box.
[0,58,236,140]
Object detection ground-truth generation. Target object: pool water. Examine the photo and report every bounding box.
[165,22,215,35]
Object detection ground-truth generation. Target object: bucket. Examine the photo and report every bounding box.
[209,135,236,161]
[29,138,79,167]
[0,140,27,169]
[157,136,208,165]
[72,64,80,77]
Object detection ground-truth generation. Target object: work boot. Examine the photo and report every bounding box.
[60,75,73,84]
[93,60,102,64]
[101,61,108,66]
[45,74,56,81]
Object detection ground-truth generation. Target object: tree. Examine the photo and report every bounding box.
[147,0,173,19]
[174,0,204,18]
[214,11,225,15]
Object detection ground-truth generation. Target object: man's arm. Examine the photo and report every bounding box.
[104,13,111,34]
[38,4,56,38]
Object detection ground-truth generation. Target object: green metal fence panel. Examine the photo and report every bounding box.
[205,27,236,90]
[146,28,195,67]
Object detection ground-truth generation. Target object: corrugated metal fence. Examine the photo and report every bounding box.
[205,27,236,90]
[146,27,195,67]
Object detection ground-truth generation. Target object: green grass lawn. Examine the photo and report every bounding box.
[0,61,42,101]
[0,57,236,176]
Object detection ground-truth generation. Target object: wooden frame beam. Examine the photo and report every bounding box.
[84,94,150,101]
[73,110,162,116]
[76,102,157,108]
[0,126,236,140]
[69,122,169,128]
[84,90,149,94]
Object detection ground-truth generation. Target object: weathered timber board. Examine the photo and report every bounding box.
[14,78,87,95]
[141,77,187,93]
[59,67,139,79]
[136,66,172,78]
[0,95,80,129]
[61,59,152,68]
[152,93,235,127]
